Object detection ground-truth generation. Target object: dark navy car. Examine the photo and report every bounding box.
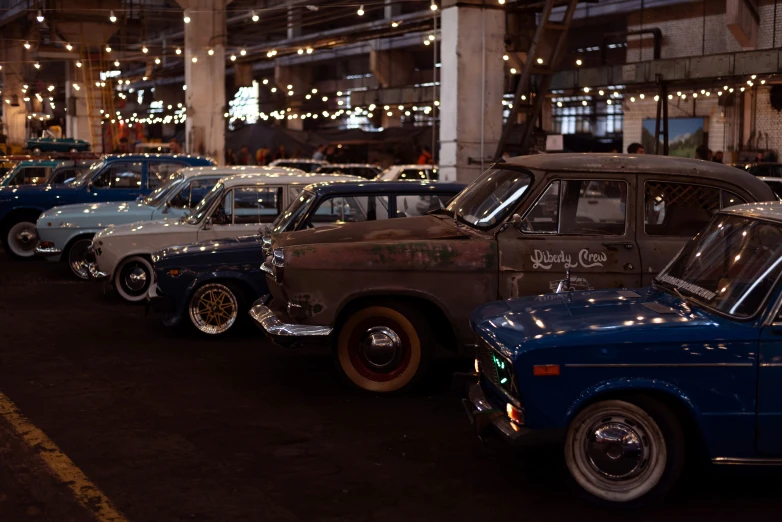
[149,180,465,335]
[464,201,782,506]
[0,153,213,259]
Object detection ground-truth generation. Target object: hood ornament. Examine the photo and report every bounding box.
[554,267,574,294]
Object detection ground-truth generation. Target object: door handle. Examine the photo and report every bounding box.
[603,242,634,250]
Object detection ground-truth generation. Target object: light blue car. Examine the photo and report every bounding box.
[35,166,233,279]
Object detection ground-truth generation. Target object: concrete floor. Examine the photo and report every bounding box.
[0,253,781,521]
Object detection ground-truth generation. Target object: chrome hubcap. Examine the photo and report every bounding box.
[359,326,402,368]
[125,267,148,291]
[585,419,646,480]
[69,241,91,279]
[12,224,37,251]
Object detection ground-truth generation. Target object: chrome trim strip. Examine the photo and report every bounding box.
[564,363,753,368]
[713,457,782,466]
[248,302,332,337]
[34,245,62,255]
[260,262,274,276]
[760,362,782,367]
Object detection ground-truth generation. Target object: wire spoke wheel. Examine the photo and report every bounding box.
[189,283,239,335]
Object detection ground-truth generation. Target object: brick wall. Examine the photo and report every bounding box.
[626,0,782,62]
[754,86,782,158]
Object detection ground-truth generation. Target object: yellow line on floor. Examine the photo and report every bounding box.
[0,391,128,522]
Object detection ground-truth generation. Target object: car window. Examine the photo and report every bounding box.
[11,166,51,185]
[399,168,429,180]
[395,194,453,217]
[644,182,745,237]
[92,162,143,189]
[168,178,219,209]
[148,162,184,190]
[233,186,283,224]
[211,189,234,225]
[307,195,389,226]
[49,168,74,184]
[522,180,627,235]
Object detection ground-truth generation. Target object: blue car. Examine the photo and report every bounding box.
[464,201,782,506]
[149,180,466,335]
[0,153,213,259]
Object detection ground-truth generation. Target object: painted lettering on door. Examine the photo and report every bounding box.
[530,249,607,270]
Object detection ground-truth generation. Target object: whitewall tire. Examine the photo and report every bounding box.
[114,256,154,303]
[5,220,39,259]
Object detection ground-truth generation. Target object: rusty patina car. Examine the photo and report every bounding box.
[250,154,776,393]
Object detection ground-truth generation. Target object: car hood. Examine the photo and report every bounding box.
[471,287,759,361]
[0,183,80,200]
[153,235,263,266]
[39,200,156,227]
[275,214,471,247]
[95,217,190,241]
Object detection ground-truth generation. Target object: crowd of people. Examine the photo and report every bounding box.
[224,143,436,166]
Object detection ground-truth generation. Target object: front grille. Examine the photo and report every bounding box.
[477,340,519,399]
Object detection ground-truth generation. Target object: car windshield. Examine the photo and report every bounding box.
[445,167,533,229]
[187,182,224,224]
[272,190,316,233]
[143,173,184,206]
[656,214,782,318]
[68,160,104,186]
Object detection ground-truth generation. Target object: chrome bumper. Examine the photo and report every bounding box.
[463,381,531,444]
[34,245,62,256]
[249,297,332,344]
[86,262,109,281]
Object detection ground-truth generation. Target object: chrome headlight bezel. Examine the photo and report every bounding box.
[272,247,285,282]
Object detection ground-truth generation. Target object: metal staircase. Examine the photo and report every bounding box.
[493,0,579,160]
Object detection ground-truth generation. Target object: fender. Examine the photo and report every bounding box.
[187,269,267,302]
[334,287,458,331]
[0,205,47,224]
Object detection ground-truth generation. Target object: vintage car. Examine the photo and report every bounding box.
[0,159,93,187]
[250,154,775,394]
[34,166,243,279]
[27,137,90,154]
[315,163,382,180]
[0,153,213,259]
[89,171,360,302]
[269,158,328,172]
[464,201,782,506]
[148,180,465,335]
[377,164,438,181]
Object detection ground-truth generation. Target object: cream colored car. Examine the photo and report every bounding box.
[89,169,360,302]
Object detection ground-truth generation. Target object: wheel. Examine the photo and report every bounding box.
[114,256,153,303]
[335,302,431,394]
[188,282,245,335]
[564,397,685,507]
[65,237,93,280]
[3,218,39,259]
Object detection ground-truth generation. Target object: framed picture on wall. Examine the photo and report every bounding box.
[641,117,708,158]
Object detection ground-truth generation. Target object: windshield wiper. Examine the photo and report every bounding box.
[654,279,688,302]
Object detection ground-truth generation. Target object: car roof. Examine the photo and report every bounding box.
[505,153,772,192]
[757,177,782,182]
[720,201,782,223]
[303,180,466,194]
[319,163,380,169]
[104,153,212,162]
[385,164,436,170]
[178,165,305,179]
[270,159,327,164]
[219,172,362,187]
[16,159,63,167]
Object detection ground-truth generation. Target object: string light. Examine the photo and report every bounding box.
[357,4,364,16]
[109,10,117,22]
[142,45,148,54]
[24,41,30,50]
[424,39,430,46]
[184,14,191,23]
[155,57,161,64]
[430,0,438,11]
[176,47,182,55]
[252,10,259,22]
[106,45,112,52]
[240,49,247,56]
[47,85,54,92]
[503,54,509,61]
[208,48,214,56]
[322,96,328,102]
[298,49,304,55]
[73,84,80,91]
[306,48,313,54]
[391,21,399,27]
[65,43,73,51]
[76,60,82,68]
[37,10,44,22]
[271,87,277,92]
[536,58,543,64]
[312,88,318,93]
[262,79,269,84]
[576,59,582,66]
[114,60,120,67]
[192,56,198,63]
[34,62,40,69]
[230,54,236,61]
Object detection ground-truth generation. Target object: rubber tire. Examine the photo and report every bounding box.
[65,237,94,280]
[114,255,154,303]
[564,396,685,508]
[187,281,247,336]
[2,216,40,260]
[334,301,432,395]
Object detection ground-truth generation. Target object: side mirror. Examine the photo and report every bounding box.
[203,217,212,230]
[511,213,523,228]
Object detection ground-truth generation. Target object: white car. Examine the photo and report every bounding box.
[35,166,262,279]
[269,159,328,172]
[376,164,438,181]
[88,170,361,302]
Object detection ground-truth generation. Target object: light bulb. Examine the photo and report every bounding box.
[114,60,120,67]
[576,59,582,66]
[252,11,259,22]
[430,0,438,11]
[176,47,182,55]
[191,56,197,63]
[287,84,293,89]
[76,61,82,68]
[263,79,269,84]
[240,49,246,56]
[37,10,44,22]
[65,43,73,51]
[24,41,30,50]
[155,57,161,64]
[358,5,364,16]
[184,15,191,23]
[312,88,318,93]
[322,96,328,102]
[142,45,148,53]
[109,10,117,22]
[306,48,313,54]
[34,62,40,69]
[105,45,111,52]
[230,55,236,61]
[298,49,304,55]
[536,58,543,64]
[208,48,214,56]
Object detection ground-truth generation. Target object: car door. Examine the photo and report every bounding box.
[197,185,285,242]
[636,177,749,285]
[88,161,145,201]
[497,174,641,299]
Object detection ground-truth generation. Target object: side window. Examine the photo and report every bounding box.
[48,169,72,184]
[189,179,218,208]
[148,162,184,190]
[92,162,143,189]
[231,187,282,224]
[211,189,233,225]
[644,182,720,237]
[395,194,452,217]
[308,195,389,226]
[721,191,746,209]
[522,180,627,235]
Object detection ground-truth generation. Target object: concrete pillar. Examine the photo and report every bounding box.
[65,62,90,141]
[1,39,28,152]
[288,7,301,40]
[439,0,504,183]
[369,49,414,88]
[178,0,226,164]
